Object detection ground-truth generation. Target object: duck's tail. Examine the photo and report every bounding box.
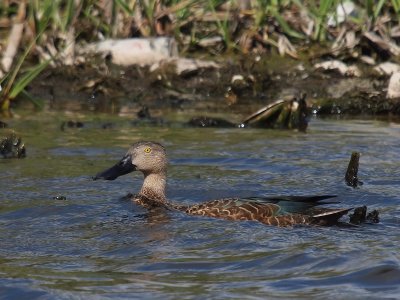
[311,207,353,225]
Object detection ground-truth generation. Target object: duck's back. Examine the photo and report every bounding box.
[172,196,351,226]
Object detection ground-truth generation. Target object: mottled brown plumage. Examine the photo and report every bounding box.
[171,197,350,226]
[94,141,351,226]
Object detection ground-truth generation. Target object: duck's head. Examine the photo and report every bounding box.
[94,141,167,180]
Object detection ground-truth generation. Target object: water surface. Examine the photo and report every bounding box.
[1,115,399,299]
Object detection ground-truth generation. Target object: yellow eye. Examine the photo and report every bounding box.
[144,147,152,153]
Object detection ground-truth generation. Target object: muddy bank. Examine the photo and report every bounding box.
[18,54,399,120]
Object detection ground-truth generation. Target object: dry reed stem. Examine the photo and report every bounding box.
[1,1,26,72]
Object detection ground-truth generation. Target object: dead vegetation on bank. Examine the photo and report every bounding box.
[1,1,400,116]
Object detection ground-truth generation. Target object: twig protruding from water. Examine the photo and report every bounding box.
[345,152,362,187]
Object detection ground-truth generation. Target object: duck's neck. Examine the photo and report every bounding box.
[140,172,167,204]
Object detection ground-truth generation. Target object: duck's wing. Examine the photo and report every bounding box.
[185,195,338,218]
[185,197,283,219]
[241,195,339,214]
[241,196,352,226]
[184,195,351,226]
[243,195,337,204]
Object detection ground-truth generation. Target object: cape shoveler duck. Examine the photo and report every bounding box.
[94,141,352,226]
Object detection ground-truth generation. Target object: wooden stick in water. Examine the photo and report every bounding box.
[345,152,362,187]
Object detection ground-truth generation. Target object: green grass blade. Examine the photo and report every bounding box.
[366,0,373,17]
[207,0,233,49]
[115,0,134,14]
[37,1,55,33]
[1,39,37,99]
[391,0,400,13]
[63,0,75,29]
[372,0,386,19]
[315,0,336,40]
[9,60,50,99]
[82,10,111,35]
[269,9,305,39]
[20,89,44,109]
[1,18,48,102]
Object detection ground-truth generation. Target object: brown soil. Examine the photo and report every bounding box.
[18,54,400,121]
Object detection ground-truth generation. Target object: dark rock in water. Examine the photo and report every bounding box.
[292,93,308,132]
[349,206,367,224]
[137,106,152,119]
[132,106,164,126]
[349,206,380,224]
[366,209,380,223]
[0,121,7,128]
[188,116,236,128]
[102,122,113,129]
[345,152,363,187]
[67,121,84,128]
[61,121,85,131]
[0,133,26,158]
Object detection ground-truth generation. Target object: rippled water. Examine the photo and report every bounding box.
[1,114,400,299]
